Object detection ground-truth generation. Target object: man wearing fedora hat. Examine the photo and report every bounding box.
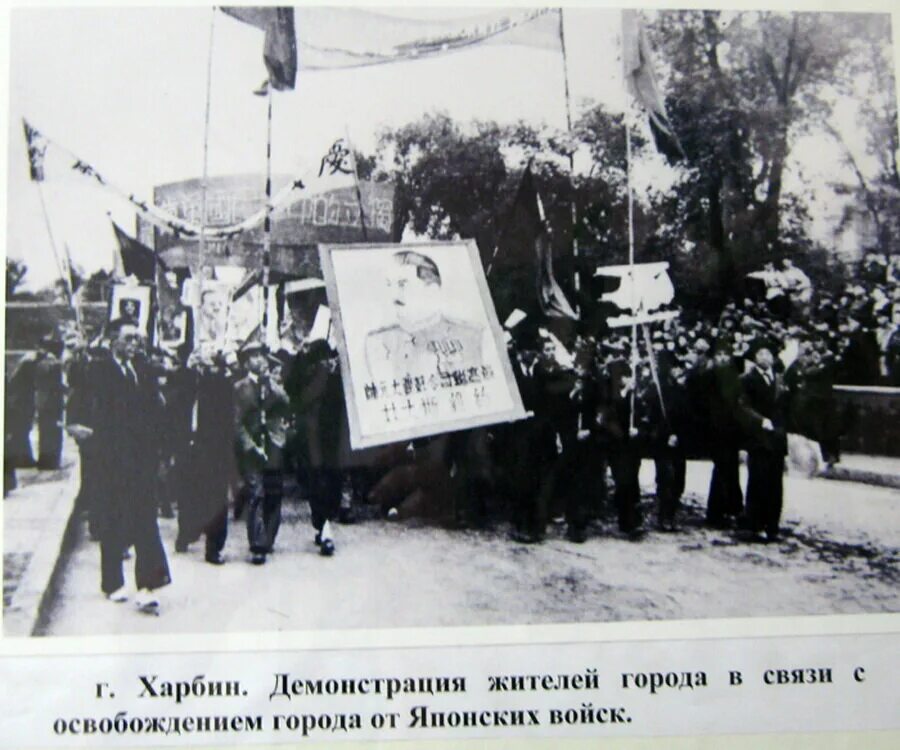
[234,338,290,565]
[738,338,788,543]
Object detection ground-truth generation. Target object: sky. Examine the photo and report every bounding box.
[4,5,897,291]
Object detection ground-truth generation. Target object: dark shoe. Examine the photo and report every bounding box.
[175,540,189,553]
[250,553,266,565]
[736,528,765,543]
[205,553,225,565]
[319,539,335,557]
[566,525,587,544]
[338,507,356,524]
[624,526,646,542]
[510,528,543,544]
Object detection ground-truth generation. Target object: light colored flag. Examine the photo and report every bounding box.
[293,7,562,70]
[595,261,677,327]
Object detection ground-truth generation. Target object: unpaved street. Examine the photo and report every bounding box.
[41,461,899,636]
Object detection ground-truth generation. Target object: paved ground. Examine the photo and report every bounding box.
[18,451,898,637]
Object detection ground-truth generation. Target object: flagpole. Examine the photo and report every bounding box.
[198,8,216,307]
[625,113,639,432]
[261,85,274,349]
[557,7,580,317]
[345,128,369,242]
[62,243,84,331]
[36,185,77,317]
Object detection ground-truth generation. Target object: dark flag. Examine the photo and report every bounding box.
[221,7,298,91]
[491,165,578,323]
[23,119,47,181]
[622,10,685,163]
[111,221,166,283]
[231,268,263,303]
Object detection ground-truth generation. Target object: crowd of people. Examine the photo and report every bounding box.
[3,252,899,615]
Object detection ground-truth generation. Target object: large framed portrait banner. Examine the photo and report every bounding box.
[320,240,528,448]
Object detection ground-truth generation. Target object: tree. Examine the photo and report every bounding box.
[823,15,899,265]
[6,258,28,298]
[650,10,865,304]
[373,108,665,329]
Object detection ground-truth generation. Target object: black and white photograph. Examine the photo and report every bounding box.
[3,3,899,657]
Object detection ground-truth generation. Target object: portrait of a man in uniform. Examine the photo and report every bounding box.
[364,250,484,383]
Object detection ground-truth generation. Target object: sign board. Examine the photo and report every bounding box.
[143,175,395,264]
[320,241,528,449]
[108,284,152,337]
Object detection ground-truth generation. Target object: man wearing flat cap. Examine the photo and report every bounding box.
[234,338,290,565]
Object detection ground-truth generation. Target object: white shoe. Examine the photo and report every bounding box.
[135,589,160,613]
[106,586,128,603]
[319,521,335,556]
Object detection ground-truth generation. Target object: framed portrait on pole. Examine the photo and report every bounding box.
[319,240,528,449]
[108,284,152,336]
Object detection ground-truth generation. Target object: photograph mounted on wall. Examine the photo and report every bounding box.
[3,5,898,643]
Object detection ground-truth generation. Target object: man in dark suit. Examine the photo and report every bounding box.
[738,339,788,542]
[494,323,552,543]
[174,350,236,565]
[594,356,644,538]
[66,319,170,612]
[285,340,344,556]
[647,360,689,531]
[234,340,290,565]
[704,340,745,528]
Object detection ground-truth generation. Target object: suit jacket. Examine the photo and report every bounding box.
[233,373,290,473]
[708,362,744,440]
[739,367,787,454]
[77,354,163,538]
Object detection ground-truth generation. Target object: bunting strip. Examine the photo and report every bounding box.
[21,119,325,241]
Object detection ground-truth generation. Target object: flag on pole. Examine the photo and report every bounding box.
[221,7,298,90]
[621,10,685,162]
[492,165,578,322]
[23,119,48,181]
[111,221,167,283]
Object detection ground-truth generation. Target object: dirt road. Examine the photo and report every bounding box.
[40,461,899,636]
